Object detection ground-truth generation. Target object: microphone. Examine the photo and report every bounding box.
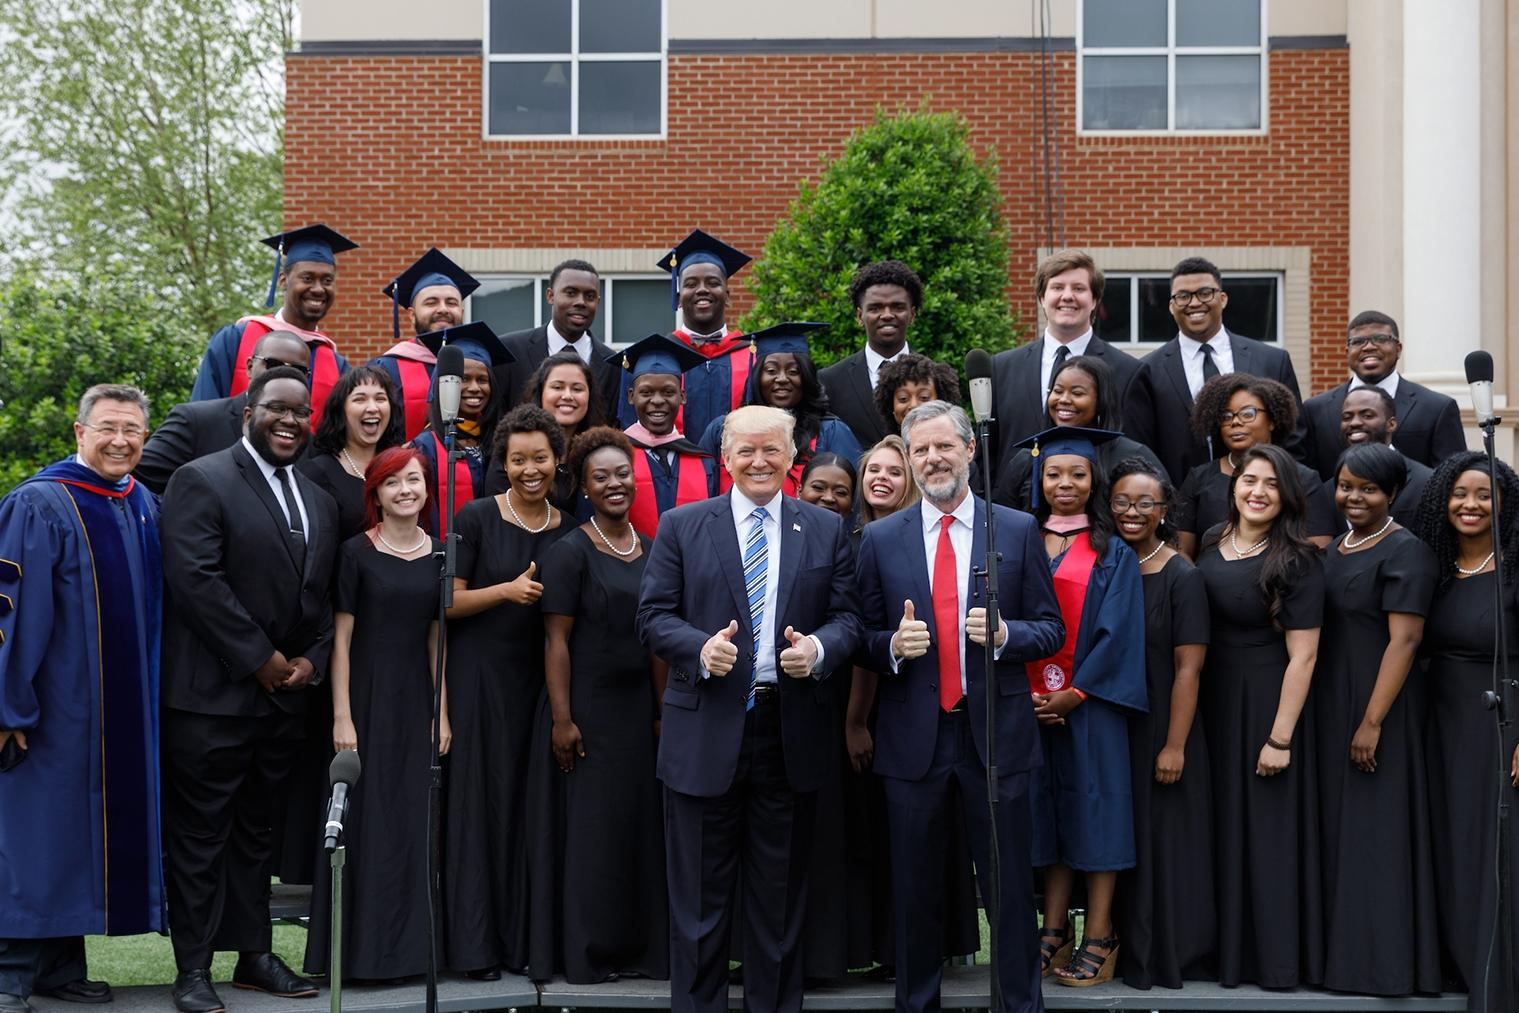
[1466,349,1496,427]
[965,348,994,422]
[436,344,465,425]
[324,748,361,852]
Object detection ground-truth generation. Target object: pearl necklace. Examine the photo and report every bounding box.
[1343,515,1394,550]
[1136,541,1166,566]
[375,526,428,554]
[1230,529,1270,557]
[1456,551,1496,576]
[505,488,551,533]
[590,516,638,557]
[340,447,365,478]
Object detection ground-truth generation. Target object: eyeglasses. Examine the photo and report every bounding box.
[1221,406,1264,425]
[1169,287,1221,306]
[82,423,147,440]
[255,401,314,422]
[253,355,312,374]
[1346,333,1399,349]
[1111,497,1159,515]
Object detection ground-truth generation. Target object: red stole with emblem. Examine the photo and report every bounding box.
[1026,532,1099,694]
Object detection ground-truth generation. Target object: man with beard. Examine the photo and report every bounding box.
[613,334,713,538]
[497,259,622,424]
[136,330,311,494]
[854,400,1063,1013]
[820,260,922,448]
[1323,385,1432,525]
[191,224,358,431]
[159,367,339,1013]
[369,248,480,440]
[1301,310,1466,479]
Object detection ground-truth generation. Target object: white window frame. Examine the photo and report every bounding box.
[1099,270,1285,350]
[1076,0,1269,136]
[482,0,667,140]
[467,272,670,348]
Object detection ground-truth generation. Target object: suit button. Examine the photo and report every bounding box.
[929,683,936,691]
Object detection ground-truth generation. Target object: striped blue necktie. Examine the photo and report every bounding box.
[743,506,768,710]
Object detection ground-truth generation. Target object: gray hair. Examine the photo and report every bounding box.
[77,384,150,426]
[900,400,973,449]
[720,404,797,461]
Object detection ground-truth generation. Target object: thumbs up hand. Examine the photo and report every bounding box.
[503,560,543,605]
[779,625,819,678]
[892,599,931,661]
[965,607,1005,648]
[702,619,741,676]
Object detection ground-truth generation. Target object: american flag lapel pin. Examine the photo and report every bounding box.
[792,522,802,532]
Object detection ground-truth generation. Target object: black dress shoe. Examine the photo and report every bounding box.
[170,971,224,1013]
[0,993,33,1013]
[35,980,112,1004]
[231,953,318,999]
[464,967,501,982]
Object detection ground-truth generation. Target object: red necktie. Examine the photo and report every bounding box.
[933,514,964,711]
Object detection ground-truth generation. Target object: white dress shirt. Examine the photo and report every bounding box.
[546,320,592,364]
[1349,371,1400,398]
[1177,329,1235,399]
[241,436,310,537]
[865,342,910,391]
[1039,329,1093,399]
[902,491,1006,686]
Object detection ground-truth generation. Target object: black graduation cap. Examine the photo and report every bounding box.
[418,321,515,368]
[657,229,752,309]
[608,333,707,379]
[261,223,359,307]
[382,248,481,339]
[747,321,829,358]
[1014,425,1126,509]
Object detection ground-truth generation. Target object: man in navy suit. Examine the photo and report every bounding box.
[856,400,1064,1013]
[637,404,863,1013]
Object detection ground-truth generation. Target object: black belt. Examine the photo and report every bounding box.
[944,698,967,714]
[751,683,779,702]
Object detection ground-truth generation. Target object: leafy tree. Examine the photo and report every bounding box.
[744,106,1022,370]
[0,0,291,336]
[0,270,200,493]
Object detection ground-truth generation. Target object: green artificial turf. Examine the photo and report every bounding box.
[85,924,310,989]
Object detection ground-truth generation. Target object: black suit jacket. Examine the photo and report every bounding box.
[495,325,621,425]
[159,442,339,718]
[1124,330,1304,483]
[991,335,1142,470]
[636,493,863,797]
[1301,377,1467,480]
[819,350,890,449]
[135,394,247,495]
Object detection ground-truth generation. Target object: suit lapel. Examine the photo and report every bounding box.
[1395,378,1418,420]
[773,497,804,630]
[225,394,247,444]
[706,495,750,634]
[1228,331,1254,376]
[232,443,302,575]
[899,507,936,642]
[966,498,986,609]
[846,354,876,431]
[1161,342,1192,409]
[292,469,322,584]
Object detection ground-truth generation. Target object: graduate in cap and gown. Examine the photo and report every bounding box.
[369,248,480,441]
[698,322,862,496]
[614,334,715,539]
[191,223,357,428]
[619,229,752,439]
[409,321,513,538]
[1016,425,1147,989]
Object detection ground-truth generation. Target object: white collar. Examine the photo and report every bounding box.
[1349,372,1400,398]
[547,320,591,354]
[865,342,910,372]
[1043,328,1092,353]
[241,436,284,479]
[919,487,975,534]
[1177,327,1226,354]
[730,487,785,525]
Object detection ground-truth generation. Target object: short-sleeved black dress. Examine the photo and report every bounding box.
[1176,461,1338,541]
[305,533,440,979]
[1315,528,1442,995]
[1422,569,1519,1006]
[1196,526,1325,988]
[1118,553,1216,989]
[443,496,569,974]
[525,528,668,984]
[299,452,367,542]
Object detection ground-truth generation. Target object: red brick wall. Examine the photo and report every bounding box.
[285,47,1349,392]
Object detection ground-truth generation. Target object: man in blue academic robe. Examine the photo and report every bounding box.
[0,385,165,1013]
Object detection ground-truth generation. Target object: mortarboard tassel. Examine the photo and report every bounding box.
[264,240,283,308]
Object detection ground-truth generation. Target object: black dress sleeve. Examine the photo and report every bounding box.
[1300,463,1340,537]
[1173,463,1207,535]
[334,534,365,615]
[1379,531,1439,617]
[1168,558,1211,646]
[453,497,484,582]
[1279,552,1326,630]
[539,530,588,618]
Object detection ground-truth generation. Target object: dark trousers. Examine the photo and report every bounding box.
[664,695,816,1013]
[0,938,86,998]
[882,709,1043,1013]
[162,708,302,972]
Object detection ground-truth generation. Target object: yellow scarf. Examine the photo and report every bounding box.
[455,418,483,439]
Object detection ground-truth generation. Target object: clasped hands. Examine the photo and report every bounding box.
[254,650,316,693]
[890,599,1005,660]
[700,619,819,678]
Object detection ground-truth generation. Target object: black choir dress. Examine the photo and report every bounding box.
[1175,460,1339,542]
[1422,569,1519,1008]
[1118,553,1216,989]
[300,452,368,542]
[305,534,440,978]
[525,528,668,983]
[1315,529,1442,995]
[1195,526,1324,988]
[444,496,569,974]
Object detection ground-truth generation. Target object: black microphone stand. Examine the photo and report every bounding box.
[972,412,1002,1013]
[426,420,459,1013]
[1477,411,1517,1013]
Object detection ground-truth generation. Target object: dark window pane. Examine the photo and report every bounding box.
[1176,55,1260,129]
[1176,0,1260,47]
[488,61,571,135]
[1221,277,1279,342]
[608,279,672,346]
[1083,0,1166,47]
[490,0,571,54]
[1094,276,1132,343]
[579,61,661,135]
[1138,278,1175,342]
[581,0,660,53]
[470,279,537,334]
[1082,56,1167,130]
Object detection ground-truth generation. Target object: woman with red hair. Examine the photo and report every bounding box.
[304,445,446,982]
